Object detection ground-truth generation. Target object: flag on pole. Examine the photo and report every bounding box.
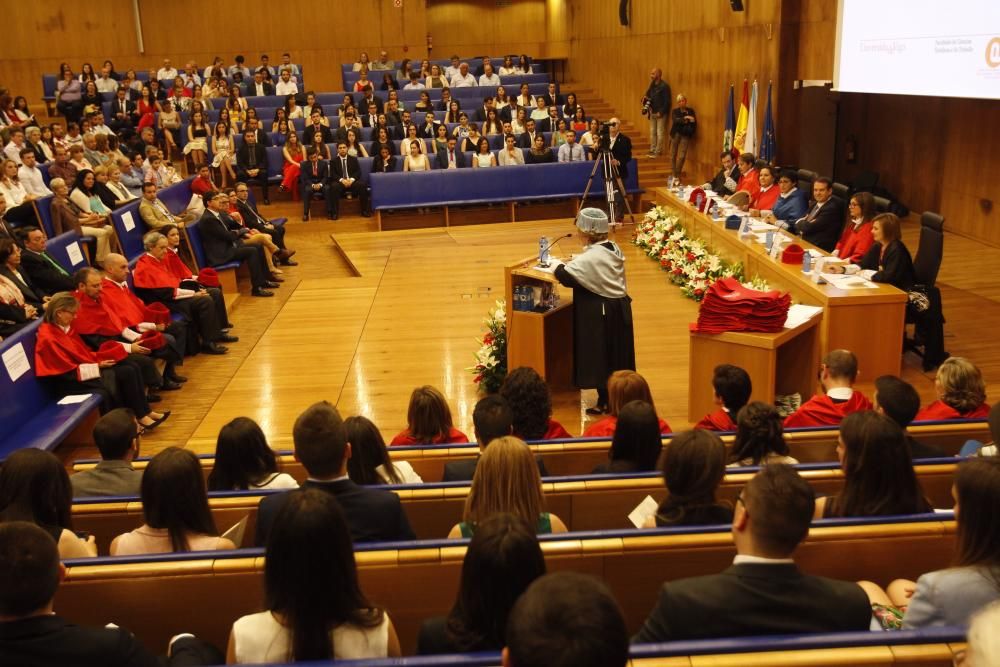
[759,81,776,164]
[745,80,758,156]
[733,79,749,154]
[722,84,735,156]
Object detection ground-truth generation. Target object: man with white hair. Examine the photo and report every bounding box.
[643,68,670,157]
[669,94,697,179]
[450,63,477,88]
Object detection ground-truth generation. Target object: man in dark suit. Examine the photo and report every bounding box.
[418,112,439,139]
[631,465,873,643]
[298,148,332,221]
[302,111,334,145]
[516,119,540,149]
[243,70,274,97]
[542,82,563,108]
[442,395,549,482]
[607,119,633,221]
[794,177,845,253]
[16,227,74,296]
[361,102,381,129]
[436,88,454,111]
[358,89,384,115]
[435,137,468,170]
[328,142,371,219]
[705,151,740,196]
[243,117,271,147]
[474,97,496,123]
[196,192,276,297]
[0,522,222,665]
[538,106,560,133]
[108,87,136,138]
[333,116,361,144]
[235,129,270,204]
[234,184,295,263]
[254,401,416,545]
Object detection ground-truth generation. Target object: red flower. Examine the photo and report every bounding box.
[686,252,696,262]
[673,268,683,276]
[483,333,494,345]
[694,288,704,296]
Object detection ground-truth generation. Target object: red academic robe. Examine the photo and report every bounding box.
[915,400,991,422]
[694,409,738,431]
[783,391,873,428]
[100,279,171,328]
[583,415,672,437]
[389,426,470,446]
[132,253,182,292]
[835,221,875,263]
[751,185,780,213]
[165,248,196,281]
[34,322,126,380]
[737,169,760,200]
[513,419,573,441]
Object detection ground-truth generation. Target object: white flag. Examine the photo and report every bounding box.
[745,80,758,156]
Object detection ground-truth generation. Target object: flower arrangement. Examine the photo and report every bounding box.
[633,205,768,301]
[468,299,508,393]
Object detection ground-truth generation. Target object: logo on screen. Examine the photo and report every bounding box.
[987,38,1000,68]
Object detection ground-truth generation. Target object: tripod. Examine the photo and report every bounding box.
[580,140,636,227]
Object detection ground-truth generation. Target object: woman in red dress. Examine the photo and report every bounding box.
[280,132,306,197]
[135,85,159,131]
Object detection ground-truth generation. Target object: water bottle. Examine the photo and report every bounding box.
[539,236,549,266]
[695,193,704,211]
[765,230,774,252]
[513,285,523,311]
[525,285,536,311]
[802,252,812,273]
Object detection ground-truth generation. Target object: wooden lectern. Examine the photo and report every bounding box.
[504,256,575,389]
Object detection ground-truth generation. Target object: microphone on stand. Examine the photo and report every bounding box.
[538,233,573,268]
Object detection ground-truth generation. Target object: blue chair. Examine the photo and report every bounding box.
[32,195,55,238]
[46,231,91,272]
[109,199,144,261]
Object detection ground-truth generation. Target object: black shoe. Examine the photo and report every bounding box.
[166,373,188,383]
[362,210,372,218]
[263,198,270,205]
[217,334,239,343]
[252,288,275,297]
[302,214,309,221]
[283,258,298,266]
[263,281,280,288]
[270,274,285,282]
[331,214,339,220]
[145,411,171,429]
[161,380,183,391]
[147,393,162,403]
[202,343,228,354]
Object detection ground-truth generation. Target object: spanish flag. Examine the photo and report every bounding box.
[733,79,749,154]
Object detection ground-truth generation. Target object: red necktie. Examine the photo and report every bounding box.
[449,149,454,165]
[313,162,317,176]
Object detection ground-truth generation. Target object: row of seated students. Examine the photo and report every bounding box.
[3,450,1000,664]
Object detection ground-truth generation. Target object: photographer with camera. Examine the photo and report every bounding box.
[642,69,670,158]
[668,94,697,180]
[606,119,632,222]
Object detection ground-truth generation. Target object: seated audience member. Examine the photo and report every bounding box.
[728,402,799,467]
[645,429,732,528]
[198,191,277,297]
[556,130,585,162]
[230,488,400,663]
[633,464,873,642]
[0,522,221,665]
[16,227,74,297]
[792,177,845,253]
[873,375,947,459]
[500,366,572,440]
[255,401,416,545]
[345,415,423,485]
[592,400,663,474]
[17,150,52,198]
[525,134,554,164]
[138,181,187,230]
[833,192,876,262]
[70,408,144,498]
[390,385,469,445]
[34,293,168,428]
[498,134,525,165]
[448,437,568,538]
[299,147,331,221]
[435,136,467,169]
[815,411,932,519]
[207,417,299,491]
[111,447,237,555]
[915,357,990,421]
[695,363,751,431]
[860,458,1000,629]
[235,182,294,263]
[49,176,115,261]
[504,572,629,667]
[584,370,671,434]
[235,129,270,205]
[419,514,546,655]
[0,239,44,310]
[965,602,1000,666]
[702,151,739,196]
[783,349,872,427]
[328,141,372,219]
[0,449,96,559]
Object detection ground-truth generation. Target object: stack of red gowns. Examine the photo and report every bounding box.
[691,277,791,334]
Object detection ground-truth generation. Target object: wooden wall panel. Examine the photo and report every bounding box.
[426,0,548,60]
[565,0,785,183]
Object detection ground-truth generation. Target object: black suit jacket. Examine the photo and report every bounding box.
[709,164,741,196]
[244,82,275,97]
[0,614,160,667]
[361,96,384,114]
[235,199,273,233]
[372,155,397,173]
[248,127,271,147]
[419,122,439,138]
[609,133,633,179]
[361,113,381,128]
[538,117,560,134]
[236,141,267,174]
[543,93,564,107]
[110,99,136,121]
[299,158,330,189]
[330,154,363,183]
[435,147,467,169]
[517,132,539,149]
[859,239,916,291]
[197,210,245,265]
[632,562,872,643]
[0,266,43,308]
[302,124,334,145]
[255,479,416,545]
[19,250,75,296]
[795,196,845,253]
[436,98,454,111]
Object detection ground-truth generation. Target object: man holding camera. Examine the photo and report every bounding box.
[643,68,671,158]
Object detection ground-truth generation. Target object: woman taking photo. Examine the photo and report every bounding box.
[728,401,799,467]
[390,386,468,445]
[207,417,299,491]
[833,191,876,263]
[0,448,96,559]
[418,514,545,655]
[227,488,401,662]
[281,131,306,195]
[592,400,663,474]
[111,447,236,555]
[345,416,423,485]
[448,437,568,538]
[815,411,931,519]
[500,367,572,440]
[916,357,990,420]
[645,429,733,527]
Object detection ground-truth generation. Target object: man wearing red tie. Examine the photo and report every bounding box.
[435,137,467,170]
[328,142,371,220]
[299,148,330,221]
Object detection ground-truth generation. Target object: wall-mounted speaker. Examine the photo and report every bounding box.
[730,0,745,11]
[619,0,630,26]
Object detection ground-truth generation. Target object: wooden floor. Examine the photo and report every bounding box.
[59,200,1000,461]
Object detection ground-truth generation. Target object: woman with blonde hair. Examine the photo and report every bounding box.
[390,385,469,446]
[448,437,568,538]
[916,357,990,421]
[583,370,671,436]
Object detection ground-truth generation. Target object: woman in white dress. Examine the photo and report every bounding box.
[511,107,528,135]
[401,125,426,158]
[345,129,369,158]
[211,121,236,187]
[516,83,533,110]
[207,418,300,492]
[403,141,431,172]
[472,137,496,168]
[530,96,549,122]
[226,488,401,663]
[498,55,518,76]
[345,416,424,485]
[184,110,210,168]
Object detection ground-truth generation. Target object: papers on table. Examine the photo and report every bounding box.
[749,221,778,232]
[783,304,824,329]
[629,495,659,528]
[58,394,94,405]
[2,343,30,381]
[822,273,879,290]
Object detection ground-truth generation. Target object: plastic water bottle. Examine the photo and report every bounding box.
[695,193,704,211]
[525,286,536,311]
[802,253,812,273]
[539,236,549,266]
[513,285,524,311]
[765,230,774,252]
